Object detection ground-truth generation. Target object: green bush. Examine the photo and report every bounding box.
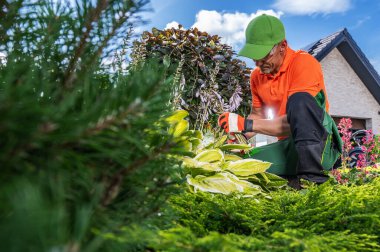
[148,179,380,251]
[151,226,378,252]
[89,179,380,251]
[0,1,186,251]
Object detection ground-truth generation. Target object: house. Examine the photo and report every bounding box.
[304,28,380,134]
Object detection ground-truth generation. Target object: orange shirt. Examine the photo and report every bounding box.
[250,46,329,118]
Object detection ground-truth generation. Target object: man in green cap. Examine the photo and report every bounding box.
[218,14,342,189]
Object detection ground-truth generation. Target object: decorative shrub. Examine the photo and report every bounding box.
[131,25,252,129]
[101,179,380,251]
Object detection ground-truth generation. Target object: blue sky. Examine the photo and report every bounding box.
[140,0,380,72]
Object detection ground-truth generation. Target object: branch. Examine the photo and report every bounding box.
[79,1,149,78]
[63,0,108,89]
[101,144,172,206]
[81,12,132,75]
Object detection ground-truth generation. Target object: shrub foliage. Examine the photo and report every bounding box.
[131,26,252,129]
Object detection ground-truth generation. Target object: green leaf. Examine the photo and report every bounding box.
[176,140,192,152]
[244,148,261,157]
[225,159,272,176]
[186,173,238,194]
[263,172,288,187]
[194,149,224,163]
[213,135,228,148]
[257,173,270,185]
[171,119,189,138]
[234,179,262,195]
[182,156,221,173]
[166,110,189,124]
[219,144,252,151]
[183,130,203,140]
[224,154,243,161]
[190,138,202,150]
[240,174,261,184]
[186,172,261,195]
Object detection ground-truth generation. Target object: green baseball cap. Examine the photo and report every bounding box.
[238,14,285,60]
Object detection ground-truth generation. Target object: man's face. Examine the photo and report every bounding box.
[254,42,285,75]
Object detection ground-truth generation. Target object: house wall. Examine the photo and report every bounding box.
[320,48,380,134]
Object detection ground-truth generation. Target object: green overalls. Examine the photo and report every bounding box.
[245,91,343,176]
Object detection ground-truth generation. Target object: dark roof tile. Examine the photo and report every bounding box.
[303,28,380,105]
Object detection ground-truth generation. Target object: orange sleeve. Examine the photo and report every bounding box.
[287,52,323,98]
[250,70,263,109]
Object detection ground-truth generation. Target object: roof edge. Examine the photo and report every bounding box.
[306,28,380,106]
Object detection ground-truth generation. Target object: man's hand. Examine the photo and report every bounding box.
[218,112,253,133]
[243,131,257,140]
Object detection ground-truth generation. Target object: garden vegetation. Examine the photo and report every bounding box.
[0,1,379,251]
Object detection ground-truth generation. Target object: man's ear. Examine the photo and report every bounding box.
[280,39,287,52]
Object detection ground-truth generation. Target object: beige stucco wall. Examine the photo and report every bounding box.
[320,48,380,134]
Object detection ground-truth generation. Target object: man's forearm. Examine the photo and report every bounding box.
[246,114,291,137]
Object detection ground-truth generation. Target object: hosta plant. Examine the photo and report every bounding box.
[166,110,288,197]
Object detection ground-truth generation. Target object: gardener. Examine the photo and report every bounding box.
[218,14,342,189]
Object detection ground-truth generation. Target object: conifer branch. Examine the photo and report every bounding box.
[63,0,108,89]
[101,144,172,206]
[81,11,132,75]
[85,101,141,136]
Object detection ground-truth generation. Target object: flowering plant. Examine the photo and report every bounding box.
[356,129,379,168]
[337,118,352,168]
[330,166,379,185]
[331,118,380,185]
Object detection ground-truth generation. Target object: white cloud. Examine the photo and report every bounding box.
[189,9,283,50]
[165,21,181,29]
[272,0,351,15]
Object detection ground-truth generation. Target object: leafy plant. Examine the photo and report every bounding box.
[130,26,252,129]
[167,110,288,197]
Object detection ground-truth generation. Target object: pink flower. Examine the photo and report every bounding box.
[338,118,354,168]
[356,153,367,168]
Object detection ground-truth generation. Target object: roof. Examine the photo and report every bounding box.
[303,28,380,105]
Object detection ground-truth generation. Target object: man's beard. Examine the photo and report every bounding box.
[259,65,272,74]
[260,67,271,74]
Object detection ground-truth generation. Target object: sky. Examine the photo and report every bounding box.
[139,0,380,72]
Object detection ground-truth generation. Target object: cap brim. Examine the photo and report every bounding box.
[238,43,274,60]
